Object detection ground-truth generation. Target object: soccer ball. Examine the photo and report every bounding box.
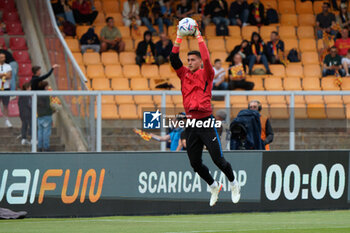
[178,17,197,36]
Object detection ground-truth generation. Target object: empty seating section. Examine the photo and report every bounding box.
[66,0,348,120]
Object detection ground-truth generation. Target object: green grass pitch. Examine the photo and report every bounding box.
[2,210,350,233]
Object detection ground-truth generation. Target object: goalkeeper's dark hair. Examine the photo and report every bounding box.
[187,50,201,59]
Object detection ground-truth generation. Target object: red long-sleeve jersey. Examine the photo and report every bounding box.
[170,41,214,119]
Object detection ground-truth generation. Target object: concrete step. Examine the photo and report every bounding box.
[0,144,66,152]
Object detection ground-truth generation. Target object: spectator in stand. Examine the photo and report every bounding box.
[229,0,249,27]
[267,31,285,64]
[248,0,265,26]
[336,3,350,30]
[342,49,350,76]
[31,64,60,91]
[0,45,18,91]
[176,0,194,20]
[194,0,211,34]
[335,28,350,56]
[228,53,254,90]
[122,0,142,28]
[80,27,100,53]
[208,0,230,28]
[0,52,13,128]
[160,0,174,28]
[18,82,31,146]
[226,40,249,69]
[51,0,76,25]
[323,46,345,77]
[37,81,55,152]
[155,33,173,65]
[212,59,228,90]
[248,32,272,75]
[140,0,164,35]
[215,109,230,151]
[136,31,156,66]
[72,0,98,25]
[316,2,336,39]
[100,17,125,53]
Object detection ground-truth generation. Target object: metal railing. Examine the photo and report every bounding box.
[3,90,350,152]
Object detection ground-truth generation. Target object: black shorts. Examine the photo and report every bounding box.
[0,89,10,106]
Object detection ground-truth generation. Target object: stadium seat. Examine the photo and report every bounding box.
[278,1,296,14]
[119,52,136,65]
[131,26,149,39]
[296,1,313,14]
[168,78,181,90]
[189,39,199,51]
[137,104,156,118]
[8,100,19,117]
[118,104,138,119]
[0,0,16,11]
[228,26,241,39]
[2,12,19,23]
[76,25,90,38]
[341,78,350,90]
[130,78,149,90]
[283,39,298,53]
[286,95,306,104]
[344,96,350,105]
[321,78,340,90]
[103,0,120,14]
[153,95,173,106]
[9,37,27,50]
[123,64,141,78]
[265,77,283,90]
[6,22,24,35]
[141,65,160,79]
[210,51,228,64]
[230,96,248,105]
[326,104,345,119]
[269,65,285,77]
[303,64,322,77]
[101,52,119,65]
[298,14,316,26]
[307,104,326,119]
[111,78,130,90]
[134,95,154,105]
[93,11,105,25]
[205,25,217,38]
[260,26,277,41]
[305,96,324,104]
[281,14,298,26]
[246,77,264,90]
[65,38,80,52]
[167,26,177,39]
[283,78,302,90]
[294,103,308,119]
[297,26,315,39]
[299,39,317,52]
[101,96,116,104]
[19,76,31,88]
[12,51,30,63]
[269,103,289,119]
[226,38,242,52]
[124,39,134,51]
[159,64,177,79]
[73,52,83,65]
[98,104,119,119]
[324,95,343,104]
[83,52,101,65]
[115,96,134,105]
[211,101,226,112]
[303,78,321,90]
[313,1,324,14]
[247,95,267,104]
[242,26,258,40]
[87,64,105,79]
[92,79,111,90]
[172,95,183,106]
[231,103,247,118]
[79,65,87,76]
[18,63,32,77]
[301,52,319,65]
[261,0,277,10]
[286,64,303,78]
[105,65,123,79]
[267,96,286,104]
[208,38,226,52]
[279,26,297,40]
[0,38,6,49]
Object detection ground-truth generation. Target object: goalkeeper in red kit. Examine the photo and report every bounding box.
[169,22,241,206]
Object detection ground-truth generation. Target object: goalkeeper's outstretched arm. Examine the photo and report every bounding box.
[170,28,184,70]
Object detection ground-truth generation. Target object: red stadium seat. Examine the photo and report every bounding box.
[2,12,19,23]
[12,51,30,63]
[18,63,32,77]
[10,37,27,50]
[8,100,19,117]
[0,0,16,11]
[6,22,24,35]
[0,38,6,49]
[19,76,31,88]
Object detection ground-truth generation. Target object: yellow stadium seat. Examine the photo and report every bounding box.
[141,65,160,79]
[211,101,226,112]
[97,104,118,119]
[301,52,319,65]
[73,52,83,65]
[284,78,302,90]
[137,104,156,119]
[305,95,324,104]
[296,1,313,14]
[94,25,105,37]
[299,38,317,52]
[231,103,247,118]
[281,14,298,26]
[208,38,226,52]
[269,103,289,119]
[172,95,183,106]
[269,65,285,77]
[260,26,277,41]
[246,77,264,90]
[83,52,101,65]
[313,1,324,14]
[101,52,119,65]
[307,104,327,119]
[297,26,315,39]
[298,14,316,26]
[130,78,149,90]
[169,78,181,90]
[324,95,343,104]
[179,39,189,52]
[293,103,308,119]
[341,78,350,90]
[284,39,299,53]
[286,95,306,104]
[111,78,130,90]
[226,38,242,52]
[247,95,267,104]
[279,26,297,40]
[66,38,80,52]
[103,1,120,13]
[278,1,296,14]
[123,64,141,78]
[265,77,283,90]
[344,96,350,105]
[79,65,86,76]
[105,65,123,79]
[230,96,248,105]
[118,104,138,119]
[159,64,178,78]
[119,52,136,65]
[76,26,90,39]
[167,26,177,39]
[87,64,105,79]
[101,96,116,104]
[326,104,345,119]
[267,96,286,104]
[189,39,199,51]
[92,79,111,90]
[153,95,174,106]
[115,96,134,104]
[134,95,154,104]
[131,26,148,39]
[242,26,259,40]
[94,1,103,12]
[93,11,105,25]
[124,39,134,51]
[321,77,341,90]
[261,0,277,10]
[118,26,131,39]
[303,78,321,90]
[210,52,228,64]
[228,26,241,39]
[286,63,303,78]
[304,64,322,77]
[205,25,216,38]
